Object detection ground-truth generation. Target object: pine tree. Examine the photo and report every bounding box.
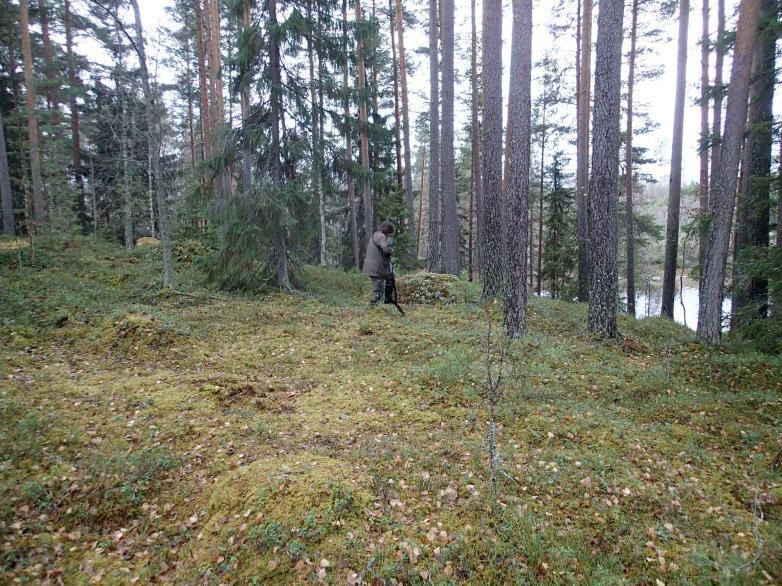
[698,0,762,344]
[426,0,441,272]
[440,0,459,275]
[661,0,690,319]
[504,0,532,338]
[587,0,624,337]
[576,0,593,302]
[731,0,776,329]
[481,0,503,296]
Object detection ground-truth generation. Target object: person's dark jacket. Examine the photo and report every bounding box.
[362,231,393,278]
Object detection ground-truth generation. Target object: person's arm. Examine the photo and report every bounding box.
[376,233,393,256]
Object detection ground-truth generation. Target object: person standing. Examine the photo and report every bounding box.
[362,221,396,306]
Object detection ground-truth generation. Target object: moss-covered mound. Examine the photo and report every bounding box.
[136,236,161,247]
[396,272,460,304]
[101,312,181,357]
[177,455,372,583]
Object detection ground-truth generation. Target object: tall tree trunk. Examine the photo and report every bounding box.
[268,0,289,288]
[343,0,359,269]
[661,0,690,319]
[504,0,532,338]
[440,0,459,275]
[186,37,197,172]
[121,84,133,249]
[240,0,252,192]
[732,0,775,325]
[417,146,427,256]
[587,0,624,338]
[355,0,373,245]
[0,109,13,236]
[39,0,60,120]
[698,0,710,287]
[426,0,441,272]
[205,0,232,203]
[129,0,174,287]
[394,0,415,253]
[470,0,483,279]
[481,0,503,296]
[195,0,212,170]
[708,0,725,228]
[389,0,402,192]
[19,0,45,232]
[625,0,638,316]
[698,0,761,344]
[536,105,546,296]
[576,0,593,302]
[306,0,325,265]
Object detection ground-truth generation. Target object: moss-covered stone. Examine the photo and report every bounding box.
[396,272,460,304]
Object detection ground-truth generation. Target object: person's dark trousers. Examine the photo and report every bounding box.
[370,277,385,306]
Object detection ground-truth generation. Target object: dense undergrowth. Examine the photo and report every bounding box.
[1,237,781,584]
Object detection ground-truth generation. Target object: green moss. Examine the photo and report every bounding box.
[1,243,781,584]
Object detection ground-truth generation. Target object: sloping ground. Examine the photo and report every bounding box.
[1,239,781,585]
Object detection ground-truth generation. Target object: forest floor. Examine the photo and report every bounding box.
[1,237,781,585]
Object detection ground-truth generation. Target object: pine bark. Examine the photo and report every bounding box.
[698,0,710,285]
[504,0,532,338]
[587,0,624,338]
[732,0,776,325]
[661,0,690,319]
[576,0,593,302]
[536,103,546,296]
[0,109,13,236]
[19,0,45,231]
[394,0,416,253]
[708,0,725,225]
[440,0,459,275]
[129,0,174,287]
[343,0,359,269]
[306,0,325,265]
[625,0,638,316]
[195,0,212,166]
[426,0,441,272]
[355,0,373,245]
[205,0,231,202]
[470,0,483,279]
[389,0,402,192]
[268,0,289,288]
[240,0,252,192]
[481,0,503,296]
[697,0,762,344]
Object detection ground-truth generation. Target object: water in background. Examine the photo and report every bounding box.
[632,281,731,331]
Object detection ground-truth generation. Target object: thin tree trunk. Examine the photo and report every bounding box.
[306,0,325,265]
[698,0,761,344]
[778,134,782,249]
[708,0,725,217]
[19,0,45,232]
[205,0,231,203]
[389,0,402,192]
[426,0,441,272]
[240,0,252,191]
[417,146,427,256]
[129,0,174,287]
[481,0,503,296]
[661,0,690,319]
[440,0,459,275]
[268,0,289,287]
[186,37,197,172]
[536,105,546,296]
[343,0,359,269]
[355,0,373,244]
[121,85,133,249]
[470,0,483,278]
[626,0,638,316]
[577,0,593,302]
[504,0,532,338]
[0,109,13,236]
[394,0,416,253]
[732,0,775,325]
[698,0,710,288]
[195,0,211,172]
[587,0,624,338]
